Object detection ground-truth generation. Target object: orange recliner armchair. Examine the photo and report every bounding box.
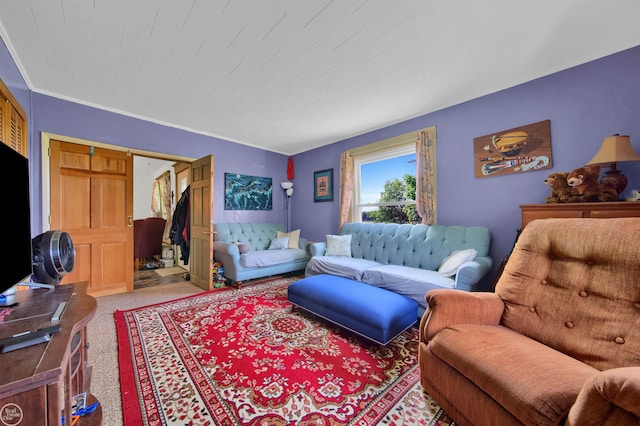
[134,217,167,270]
[419,218,640,426]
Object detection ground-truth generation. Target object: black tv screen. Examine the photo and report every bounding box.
[0,142,32,295]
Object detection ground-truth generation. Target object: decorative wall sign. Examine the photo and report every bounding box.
[314,168,334,202]
[473,119,552,178]
[224,173,272,210]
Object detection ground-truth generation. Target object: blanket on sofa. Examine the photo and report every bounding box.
[241,248,308,268]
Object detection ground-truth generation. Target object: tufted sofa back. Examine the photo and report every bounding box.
[340,222,491,271]
[496,217,640,371]
[214,223,285,251]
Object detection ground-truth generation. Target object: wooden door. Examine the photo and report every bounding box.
[49,140,134,297]
[189,155,214,291]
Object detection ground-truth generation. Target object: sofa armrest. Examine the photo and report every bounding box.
[454,256,492,291]
[298,237,309,250]
[213,241,240,258]
[213,241,243,282]
[309,242,326,257]
[567,367,640,425]
[419,289,504,343]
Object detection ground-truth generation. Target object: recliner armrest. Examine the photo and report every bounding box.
[419,289,504,343]
[567,367,640,425]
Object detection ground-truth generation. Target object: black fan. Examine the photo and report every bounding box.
[32,231,75,286]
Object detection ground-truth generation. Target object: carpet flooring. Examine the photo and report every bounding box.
[114,276,455,425]
[89,280,204,426]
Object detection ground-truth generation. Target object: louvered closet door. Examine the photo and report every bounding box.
[0,79,27,156]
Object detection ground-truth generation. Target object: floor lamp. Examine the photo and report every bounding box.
[280,182,294,232]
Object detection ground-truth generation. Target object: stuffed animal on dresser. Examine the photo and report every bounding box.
[544,172,572,203]
[566,165,618,202]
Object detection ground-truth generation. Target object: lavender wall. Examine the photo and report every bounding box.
[3,30,640,285]
[292,45,640,281]
[2,32,292,236]
[29,93,290,231]
[0,37,29,120]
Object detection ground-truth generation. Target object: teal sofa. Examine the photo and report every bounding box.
[306,222,492,317]
[213,223,309,284]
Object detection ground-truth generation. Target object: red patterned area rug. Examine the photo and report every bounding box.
[116,276,454,425]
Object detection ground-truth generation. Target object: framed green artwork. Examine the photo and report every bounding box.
[314,168,333,202]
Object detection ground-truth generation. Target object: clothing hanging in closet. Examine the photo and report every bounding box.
[170,185,190,264]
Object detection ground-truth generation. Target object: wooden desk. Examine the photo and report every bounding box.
[0,283,101,425]
[520,201,640,228]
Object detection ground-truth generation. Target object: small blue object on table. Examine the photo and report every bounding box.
[287,274,418,345]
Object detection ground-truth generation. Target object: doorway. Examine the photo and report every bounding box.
[132,156,189,287]
[40,132,209,296]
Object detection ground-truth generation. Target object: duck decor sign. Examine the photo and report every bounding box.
[473,119,552,178]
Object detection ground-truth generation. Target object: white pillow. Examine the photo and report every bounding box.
[276,229,300,249]
[325,234,352,257]
[268,237,289,250]
[438,249,477,277]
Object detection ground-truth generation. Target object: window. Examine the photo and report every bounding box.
[352,137,418,224]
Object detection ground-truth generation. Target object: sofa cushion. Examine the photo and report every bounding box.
[430,323,598,426]
[361,264,455,307]
[240,248,307,268]
[325,234,352,256]
[268,237,289,250]
[438,248,477,277]
[305,256,381,280]
[277,229,300,249]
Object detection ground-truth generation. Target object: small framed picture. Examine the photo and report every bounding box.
[314,168,333,202]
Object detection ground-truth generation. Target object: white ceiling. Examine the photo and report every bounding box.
[2,1,640,155]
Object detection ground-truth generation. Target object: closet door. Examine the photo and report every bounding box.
[0,78,27,156]
[49,140,134,296]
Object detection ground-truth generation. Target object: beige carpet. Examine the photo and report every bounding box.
[88,281,203,426]
[154,266,187,277]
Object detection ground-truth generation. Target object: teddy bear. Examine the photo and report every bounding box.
[544,172,572,203]
[566,165,618,202]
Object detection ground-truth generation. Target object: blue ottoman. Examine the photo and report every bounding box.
[287,274,418,345]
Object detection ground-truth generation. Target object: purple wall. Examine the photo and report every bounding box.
[3,31,640,285]
[292,45,640,281]
[29,94,290,231]
[0,37,30,119]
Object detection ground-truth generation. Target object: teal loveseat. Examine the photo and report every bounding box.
[213,223,309,284]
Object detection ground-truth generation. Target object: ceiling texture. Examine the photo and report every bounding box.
[1,1,640,155]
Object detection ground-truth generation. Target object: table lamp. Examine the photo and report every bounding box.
[587,134,640,196]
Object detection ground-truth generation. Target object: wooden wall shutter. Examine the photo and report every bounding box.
[0,78,27,157]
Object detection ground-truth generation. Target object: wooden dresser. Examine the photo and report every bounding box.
[0,282,101,425]
[520,201,640,228]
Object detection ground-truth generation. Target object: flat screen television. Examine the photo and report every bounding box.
[0,142,33,296]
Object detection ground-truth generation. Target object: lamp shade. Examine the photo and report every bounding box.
[280,181,293,190]
[587,134,640,165]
